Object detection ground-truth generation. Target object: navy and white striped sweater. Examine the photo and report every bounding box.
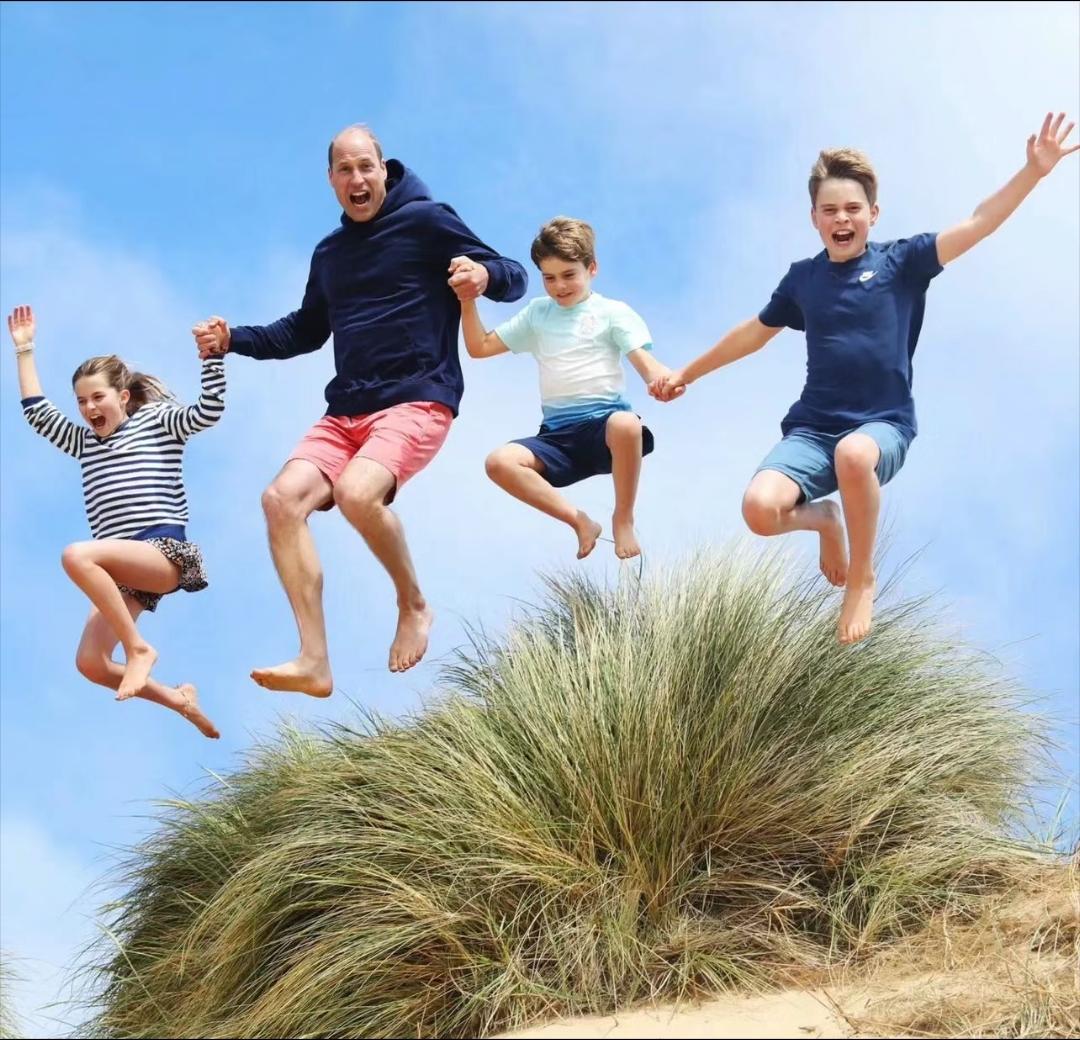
[22,358,226,540]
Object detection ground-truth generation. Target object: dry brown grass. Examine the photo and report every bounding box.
[837,858,1079,1038]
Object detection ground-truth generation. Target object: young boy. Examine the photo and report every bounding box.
[651,112,1077,645]
[456,216,680,560]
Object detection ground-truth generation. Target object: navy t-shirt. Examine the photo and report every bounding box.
[758,234,943,440]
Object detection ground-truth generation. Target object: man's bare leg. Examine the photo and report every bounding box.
[334,457,433,673]
[251,460,335,696]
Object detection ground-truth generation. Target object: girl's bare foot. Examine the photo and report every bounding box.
[175,684,220,739]
[117,643,158,701]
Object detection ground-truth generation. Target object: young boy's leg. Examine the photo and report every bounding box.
[60,539,182,700]
[606,412,645,560]
[834,422,910,645]
[743,432,848,586]
[75,602,220,739]
[485,442,602,559]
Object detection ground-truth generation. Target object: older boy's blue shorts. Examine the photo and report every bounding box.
[512,413,655,488]
[755,421,912,503]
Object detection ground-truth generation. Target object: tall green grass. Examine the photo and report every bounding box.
[1,955,22,1040]
[82,550,1050,1038]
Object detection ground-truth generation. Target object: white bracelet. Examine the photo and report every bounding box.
[15,343,34,355]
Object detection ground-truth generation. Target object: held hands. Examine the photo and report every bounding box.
[192,316,230,359]
[1026,112,1078,178]
[447,256,489,302]
[648,368,689,403]
[7,305,36,352]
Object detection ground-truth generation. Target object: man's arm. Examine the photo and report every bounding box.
[936,111,1077,267]
[193,255,331,360]
[431,204,528,303]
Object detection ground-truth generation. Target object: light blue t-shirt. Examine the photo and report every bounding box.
[495,292,652,429]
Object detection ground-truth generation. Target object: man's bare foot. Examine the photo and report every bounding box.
[816,500,848,587]
[838,575,876,645]
[251,657,333,697]
[612,512,641,560]
[573,512,603,560]
[174,684,220,739]
[117,643,158,701]
[390,602,433,673]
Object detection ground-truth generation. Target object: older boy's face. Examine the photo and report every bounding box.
[811,178,879,262]
[328,131,388,223]
[539,257,597,307]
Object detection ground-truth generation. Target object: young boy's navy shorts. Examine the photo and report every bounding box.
[755,421,912,503]
[512,412,655,488]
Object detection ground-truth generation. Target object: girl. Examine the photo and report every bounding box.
[9,304,223,738]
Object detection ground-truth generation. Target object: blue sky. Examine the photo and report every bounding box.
[1,2,1077,1034]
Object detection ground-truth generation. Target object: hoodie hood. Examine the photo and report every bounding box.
[340,159,432,228]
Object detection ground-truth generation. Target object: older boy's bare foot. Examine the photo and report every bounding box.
[390,602,433,673]
[574,512,603,559]
[174,684,220,739]
[612,513,641,560]
[117,643,158,701]
[838,576,876,645]
[251,658,333,697]
[816,500,848,587]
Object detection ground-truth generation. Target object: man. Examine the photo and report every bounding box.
[194,124,527,694]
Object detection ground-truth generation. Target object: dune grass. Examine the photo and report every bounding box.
[1,955,23,1040]
[81,549,1054,1038]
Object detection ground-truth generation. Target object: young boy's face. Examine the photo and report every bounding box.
[539,256,597,308]
[811,178,879,262]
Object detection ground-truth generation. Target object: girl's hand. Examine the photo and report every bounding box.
[7,305,36,350]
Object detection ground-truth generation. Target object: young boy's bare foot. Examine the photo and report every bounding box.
[612,512,641,560]
[816,500,848,587]
[389,602,433,673]
[251,657,333,697]
[117,643,158,701]
[838,575,876,644]
[174,684,220,739]
[573,512,603,559]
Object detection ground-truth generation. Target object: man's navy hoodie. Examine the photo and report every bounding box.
[228,161,528,417]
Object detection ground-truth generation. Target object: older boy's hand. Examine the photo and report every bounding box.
[192,316,230,359]
[650,369,688,403]
[1026,112,1078,177]
[448,256,489,302]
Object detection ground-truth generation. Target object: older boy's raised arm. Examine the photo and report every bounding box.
[936,111,1077,267]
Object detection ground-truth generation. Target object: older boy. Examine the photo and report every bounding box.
[652,112,1077,644]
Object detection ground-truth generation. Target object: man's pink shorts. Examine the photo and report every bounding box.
[290,401,453,504]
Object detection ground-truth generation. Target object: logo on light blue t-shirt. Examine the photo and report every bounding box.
[859,270,876,282]
[578,313,600,337]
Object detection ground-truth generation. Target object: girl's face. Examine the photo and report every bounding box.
[74,374,129,437]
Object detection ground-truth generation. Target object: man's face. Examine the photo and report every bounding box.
[811,178,879,261]
[329,131,388,223]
